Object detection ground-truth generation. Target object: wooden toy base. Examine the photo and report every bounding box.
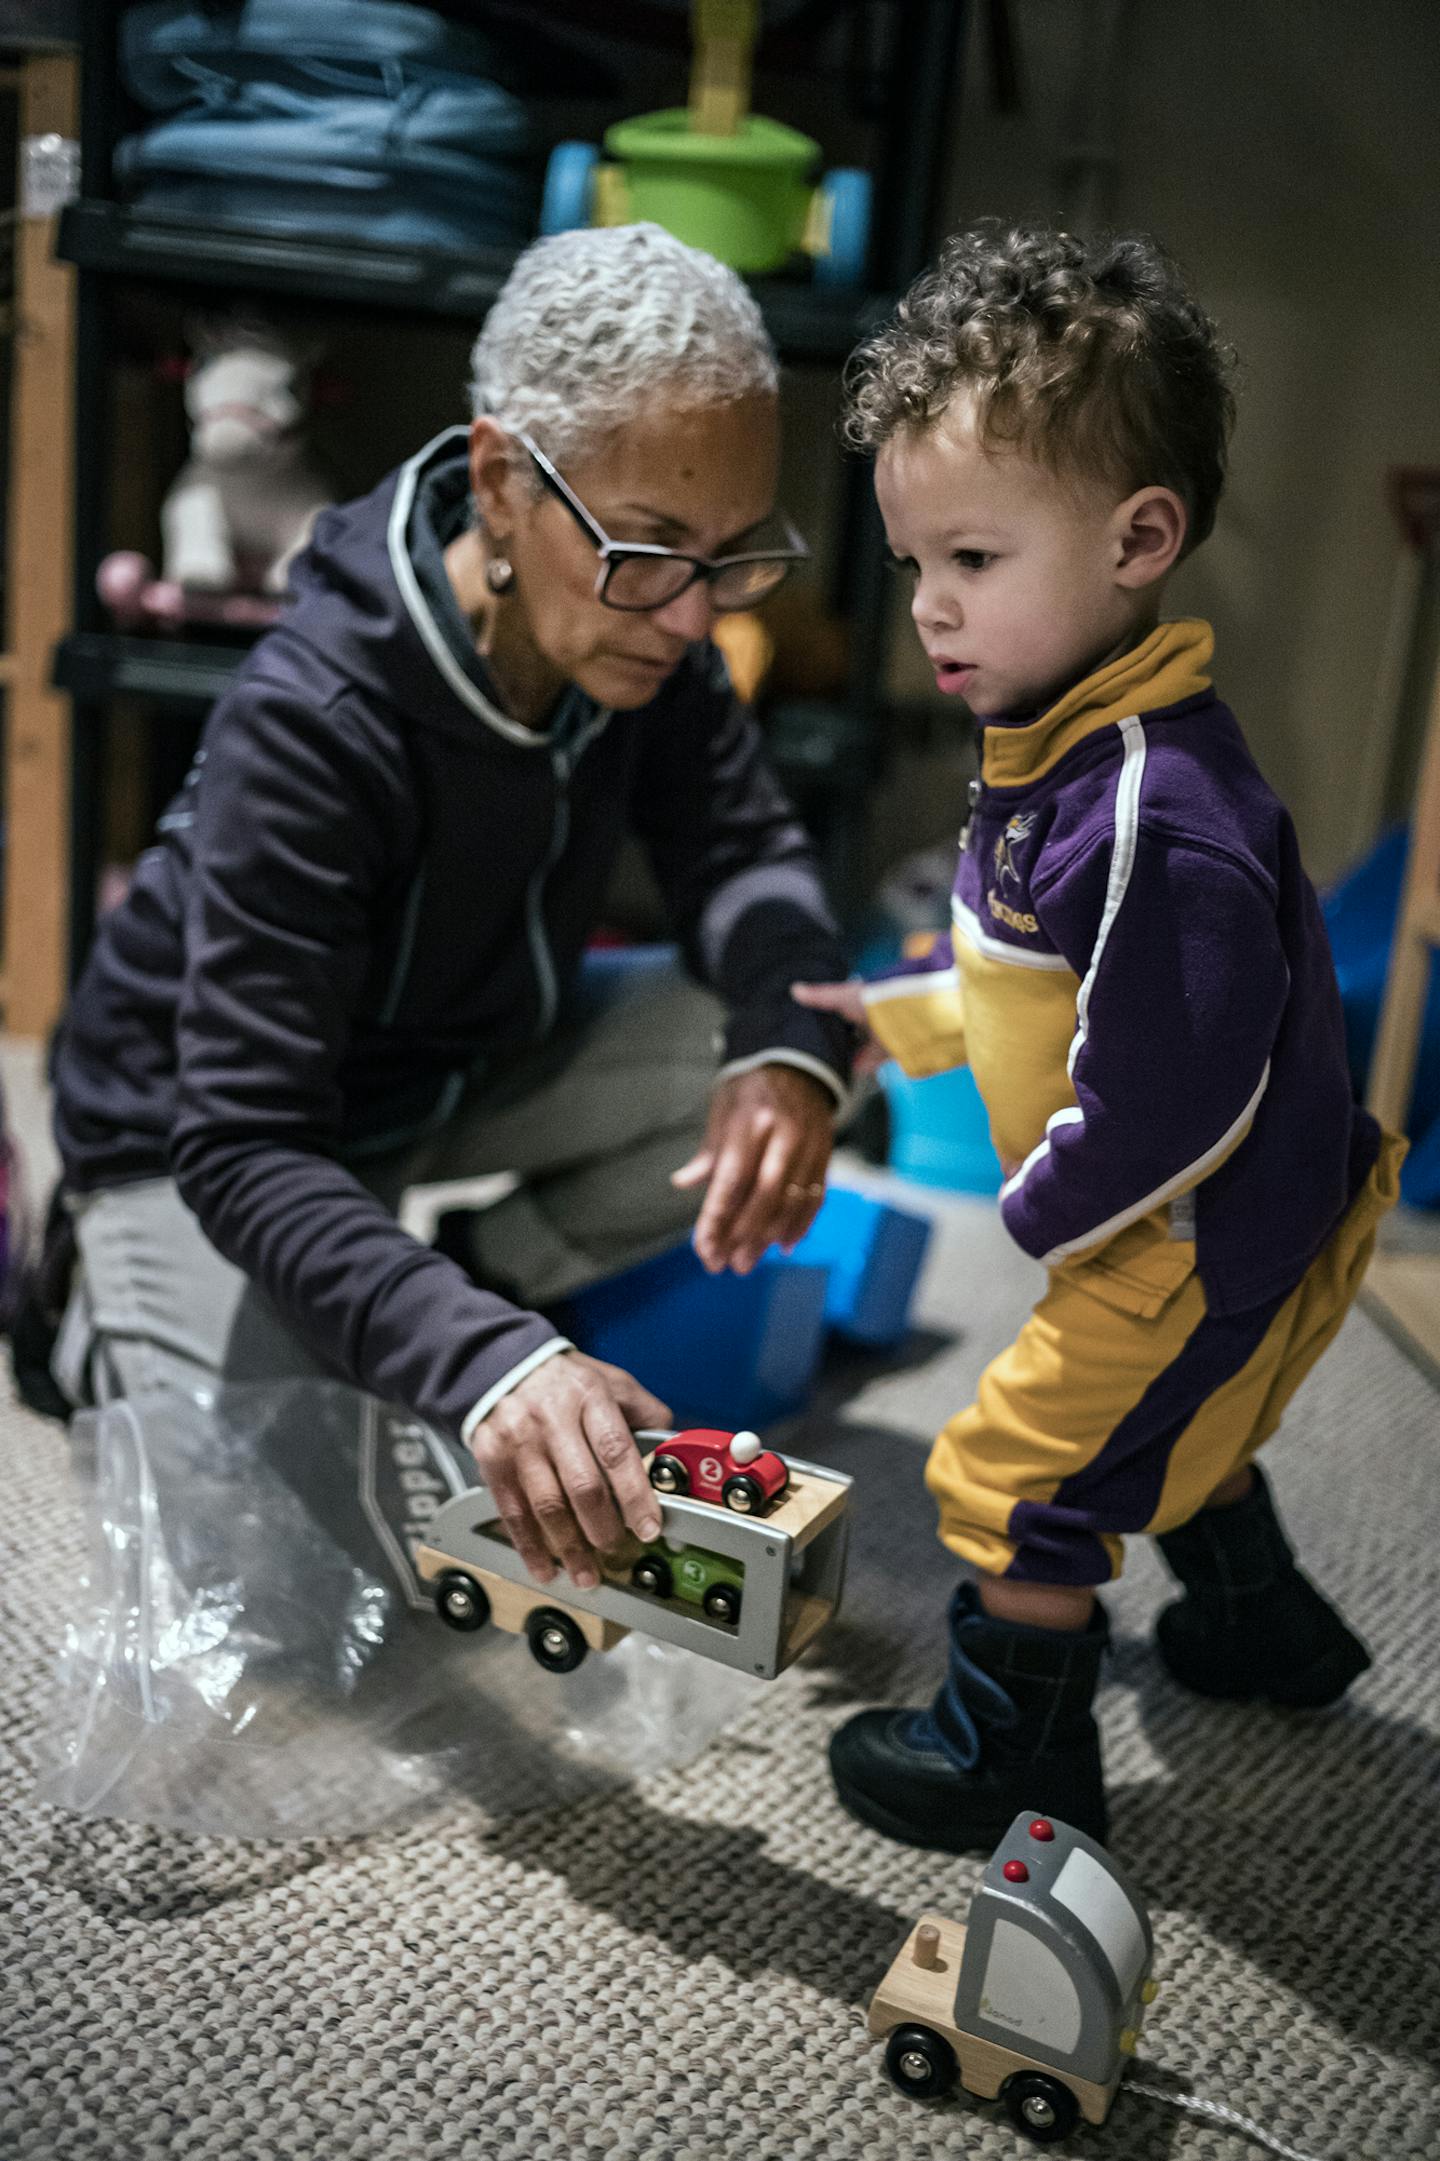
[868,1915,1120,2128]
[436,1566,629,1656]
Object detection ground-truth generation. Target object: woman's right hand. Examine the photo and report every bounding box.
[468,1349,671,1588]
[790,977,888,1076]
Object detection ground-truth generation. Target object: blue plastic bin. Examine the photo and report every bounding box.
[564,1240,830,1430]
[1322,824,1440,1206]
[880,1061,1003,1195]
[788,1185,932,1346]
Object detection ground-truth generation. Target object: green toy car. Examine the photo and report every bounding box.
[630,1538,745,1625]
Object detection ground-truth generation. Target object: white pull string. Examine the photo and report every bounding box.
[1127,2075,1330,2161]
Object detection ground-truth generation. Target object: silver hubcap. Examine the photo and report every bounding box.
[729,1489,753,1512]
[541,1628,570,1658]
[1022,2096,1056,2129]
[652,1465,677,1490]
[899,2052,932,2083]
[446,1591,473,1617]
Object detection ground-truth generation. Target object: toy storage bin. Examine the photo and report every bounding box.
[881,1062,1003,1195]
[789,1185,932,1347]
[564,1241,829,1430]
[1322,824,1440,1205]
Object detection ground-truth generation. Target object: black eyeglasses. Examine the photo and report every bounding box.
[517,430,808,614]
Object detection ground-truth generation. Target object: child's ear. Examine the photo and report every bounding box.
[1112,487,1188,589]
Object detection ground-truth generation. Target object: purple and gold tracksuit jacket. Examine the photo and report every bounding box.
[863,618,1402,1585]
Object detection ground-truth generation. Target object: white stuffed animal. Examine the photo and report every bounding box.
[161,321,334,595]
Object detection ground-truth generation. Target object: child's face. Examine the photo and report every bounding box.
[875,404,1165,718]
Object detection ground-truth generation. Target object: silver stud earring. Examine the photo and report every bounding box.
[485,557,515,595]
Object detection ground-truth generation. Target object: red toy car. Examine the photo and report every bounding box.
[647,1428,789,1515]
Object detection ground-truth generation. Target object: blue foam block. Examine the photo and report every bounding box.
[1322,826,1440,1207]
[880,1061,1003,1194]
[787,1184,933,1347]
[563,1240,830,1430]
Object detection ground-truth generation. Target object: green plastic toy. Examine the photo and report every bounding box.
[540,0,872,285]
[630,1535,746,1624]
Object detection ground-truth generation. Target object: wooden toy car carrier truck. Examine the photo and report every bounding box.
[869,1811,1159,2144]
[415,1435,851,1681]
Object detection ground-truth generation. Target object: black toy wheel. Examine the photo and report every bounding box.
[722,1472,764,1514]
[526,1607,588,1673]
[631,1554,674,1599]
[1003,2071,1080,2144]
[648,1453,689,1495]
[434,1571,491,1632]
[702,1583,742,1625]
[883,2024,956,2100]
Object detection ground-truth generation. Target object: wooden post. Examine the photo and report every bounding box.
[1367,645,1440,1135]
[3,52,78,1038]
[690,0,757,137]
[1363,641,1440,1379]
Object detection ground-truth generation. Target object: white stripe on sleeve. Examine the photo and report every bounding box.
[1000,715,1273,1258]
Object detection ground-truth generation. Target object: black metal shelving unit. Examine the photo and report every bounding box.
[59,0,969,968]
[54,628,249,706]
[58,196,896,357]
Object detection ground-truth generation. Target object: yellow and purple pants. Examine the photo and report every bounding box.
[928,1134,1406,1585]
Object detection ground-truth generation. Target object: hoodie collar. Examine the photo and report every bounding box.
[980,618,1214,789]
[386,426,612,752]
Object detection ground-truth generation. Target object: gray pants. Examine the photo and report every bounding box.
[56,950,722,1409]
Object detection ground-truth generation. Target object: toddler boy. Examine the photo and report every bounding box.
[795,222,1404,1853]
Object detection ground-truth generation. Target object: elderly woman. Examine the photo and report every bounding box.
[48,223,854,1589]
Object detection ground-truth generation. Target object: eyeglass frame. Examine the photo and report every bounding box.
[514,429,809,614]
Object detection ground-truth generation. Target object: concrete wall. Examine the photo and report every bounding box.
[877,0,1440,885]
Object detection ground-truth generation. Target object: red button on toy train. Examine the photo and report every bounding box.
[1002,1860,1029,1883]
[1029,1818,1055,1841]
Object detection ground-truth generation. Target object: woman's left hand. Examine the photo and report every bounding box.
[672,1064,835,1274]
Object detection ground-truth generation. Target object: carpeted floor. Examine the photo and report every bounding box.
[2,1111,1438,2159]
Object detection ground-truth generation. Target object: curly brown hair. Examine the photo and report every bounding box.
[844,221,1237,552]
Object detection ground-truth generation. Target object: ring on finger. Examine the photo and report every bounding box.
[784,1181,826,1200]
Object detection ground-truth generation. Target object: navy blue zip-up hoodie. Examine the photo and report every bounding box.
[52,431,853,1436]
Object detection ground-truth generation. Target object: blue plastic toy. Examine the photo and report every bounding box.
[880,1062,1004,1196]
[564,1241,830,1429]
[562,1186,934,1425]
[789,1185,933,1347]
[850,927,1004,1198]
[1322,824,1440,1206]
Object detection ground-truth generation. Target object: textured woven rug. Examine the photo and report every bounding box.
[2,1182,1438,2161]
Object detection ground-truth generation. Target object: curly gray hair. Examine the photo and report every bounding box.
[468,223,779,468]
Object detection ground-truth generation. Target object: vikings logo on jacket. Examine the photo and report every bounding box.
[993,812,1036,892]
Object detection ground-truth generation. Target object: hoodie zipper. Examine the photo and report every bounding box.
[388,437,614,1043]
[526,693,612,1039]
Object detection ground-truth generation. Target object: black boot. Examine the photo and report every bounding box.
[828,1583,1109,1854]
[1155,1467,1371,1708]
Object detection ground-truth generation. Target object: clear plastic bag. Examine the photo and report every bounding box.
[35,1380,762,1838]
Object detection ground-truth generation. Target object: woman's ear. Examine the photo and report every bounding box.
[1112,486,1188,589]
[468,417,520,543]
